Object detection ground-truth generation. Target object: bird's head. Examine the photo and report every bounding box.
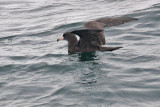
[57,32,78,43]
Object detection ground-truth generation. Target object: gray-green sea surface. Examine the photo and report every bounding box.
[0,0,160,107]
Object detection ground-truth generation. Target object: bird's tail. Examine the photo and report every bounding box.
[99,46,122,51]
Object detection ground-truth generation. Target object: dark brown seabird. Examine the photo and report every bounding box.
[57,17,138,53]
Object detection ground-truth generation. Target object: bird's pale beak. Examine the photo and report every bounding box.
[57,37,64,42]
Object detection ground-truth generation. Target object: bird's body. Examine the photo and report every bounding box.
[57,17,138,53]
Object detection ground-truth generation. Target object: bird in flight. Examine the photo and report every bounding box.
[57,17,138,53]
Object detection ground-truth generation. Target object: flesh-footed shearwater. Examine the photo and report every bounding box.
[57,17,138,53]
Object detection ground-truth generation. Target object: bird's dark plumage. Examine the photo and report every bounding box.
[57,17,138,53]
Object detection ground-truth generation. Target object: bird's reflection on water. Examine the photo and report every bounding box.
[68,52,104,85]
[69,52,99,61]
[77,52,99,61]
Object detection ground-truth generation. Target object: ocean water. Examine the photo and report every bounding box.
[0,0,160,106]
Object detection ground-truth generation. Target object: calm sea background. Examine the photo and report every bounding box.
[0,0,160,107]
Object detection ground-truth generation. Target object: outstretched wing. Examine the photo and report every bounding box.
[71,29,103,49]
[84,17,138,29]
